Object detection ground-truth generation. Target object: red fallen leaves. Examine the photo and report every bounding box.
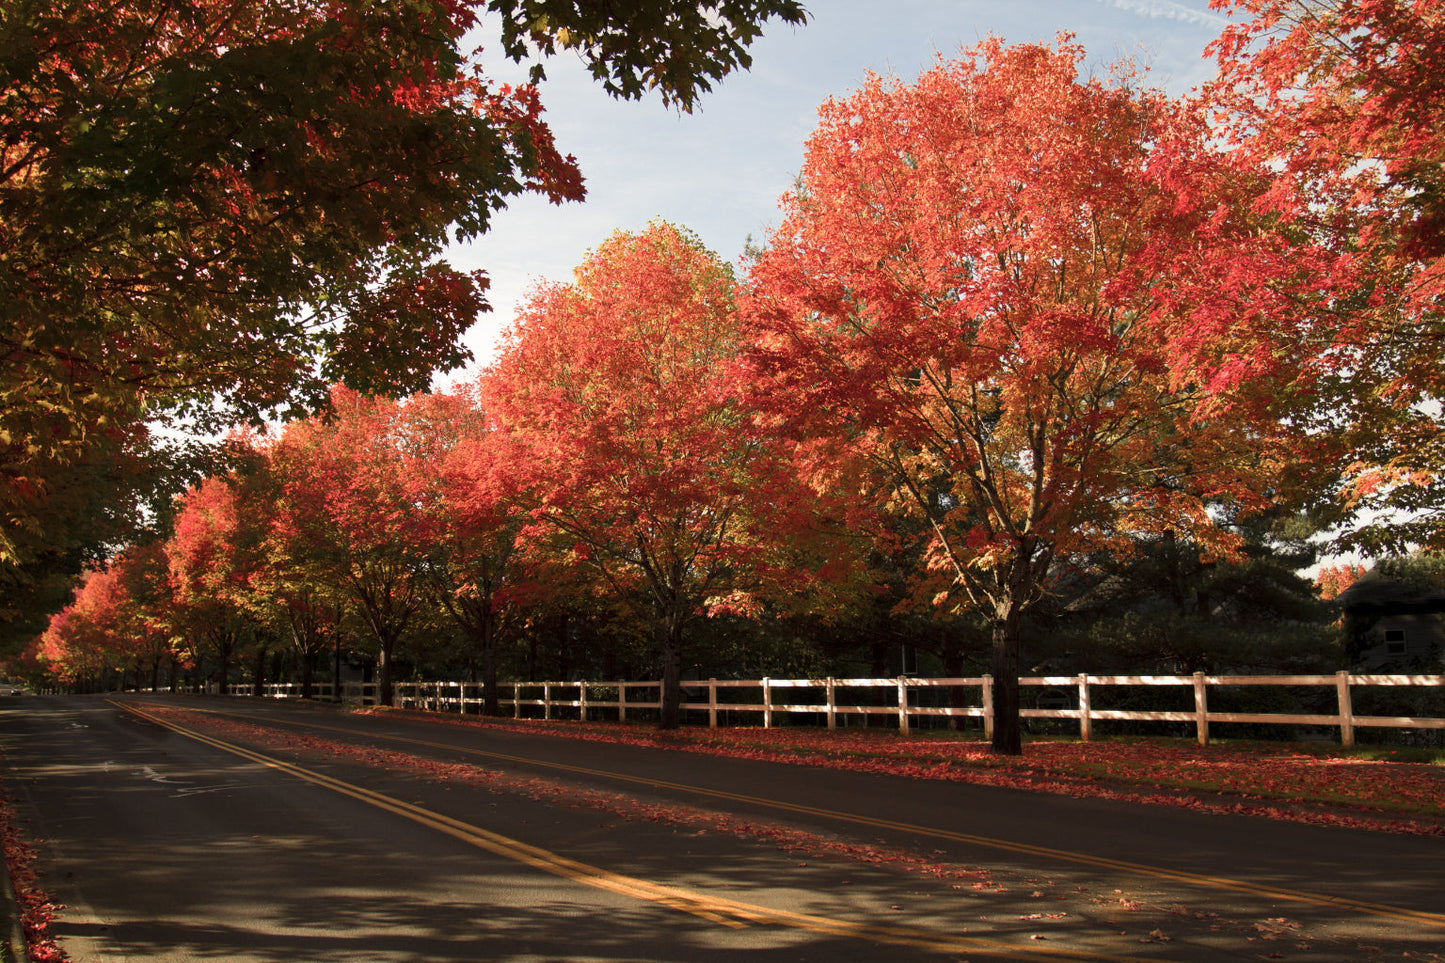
[0,790,65,962]
[143,707,1001,889]
[358,707,1445,836]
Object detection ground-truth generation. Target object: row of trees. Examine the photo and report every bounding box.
[22,329,1344,736]
[15,2,1445,753]
[26,225,840,723]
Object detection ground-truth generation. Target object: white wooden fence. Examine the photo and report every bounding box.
[229,672,1445,748]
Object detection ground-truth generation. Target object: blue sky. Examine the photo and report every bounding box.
[446,0,1236,375]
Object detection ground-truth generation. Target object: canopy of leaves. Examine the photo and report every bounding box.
[31,543,172,685]
[0,415,223,658]
[1,0,806,427]
[490,0,807,110]
[2,0,555,427]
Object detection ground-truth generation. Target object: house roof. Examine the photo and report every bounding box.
[1336,568,1445,614]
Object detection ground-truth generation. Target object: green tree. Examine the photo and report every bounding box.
[1050,510,1340,675]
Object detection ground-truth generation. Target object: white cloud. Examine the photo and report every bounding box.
[1094,0,1228,29]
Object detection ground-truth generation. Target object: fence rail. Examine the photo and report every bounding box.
[227,671,1445,747]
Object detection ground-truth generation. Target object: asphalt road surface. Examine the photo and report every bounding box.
[1,693,1441,962]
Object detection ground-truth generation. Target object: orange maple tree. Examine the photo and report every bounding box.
[2,0,806,625]
[393,387,544,715]
[743,39,1295,754]
[262,388,440,706]
[35,545,172,691]
[483,222,808,729]
[167,475,271,693]
[1314,562,1368,602]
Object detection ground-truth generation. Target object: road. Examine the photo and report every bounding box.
[0,693,1441,962]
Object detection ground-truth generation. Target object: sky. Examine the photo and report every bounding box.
[444,0,1236,378]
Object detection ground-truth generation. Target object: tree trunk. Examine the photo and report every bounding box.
[333,633,343,702]
[378,636,395,707]
[481,631,499,717]
[869,637,890,677]
[941,638,968,733]
[292,624,314,700]
[300,647,316,700]
[989,601,1023,755]
[215,633,233,697]
[252,646,266,697]
[474,604,499,717]
[554,612,571,681]
[658,615,684,731]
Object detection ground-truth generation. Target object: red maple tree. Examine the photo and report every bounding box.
[168,475,272,693]
[1315,562,1368,602]
[35,545,172,691]
[394,387,546,714]
[483,222,809,728]
[743,38,1294,753]
[262,388,440,707]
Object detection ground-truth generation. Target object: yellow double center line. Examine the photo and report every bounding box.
[113,700,1163,961]
[195,704,1445,933]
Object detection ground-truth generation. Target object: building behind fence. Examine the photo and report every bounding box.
[222,672,1445,748]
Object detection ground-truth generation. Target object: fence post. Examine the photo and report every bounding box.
[708,679,718,729]
[544,683,552,721]
[1077,673,1092,742]
[826,678,837,730]
[618,681,627,723]
[897,676,910,734]
[1336,670,1355,748]
[982,674,994,741]
[580,682,589,722]
[513,682,521,719]
[763,677,772,729]
[1193,672,1209,746]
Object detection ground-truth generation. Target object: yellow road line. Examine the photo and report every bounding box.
[196,707,1445,931]
[112,699,1165,962]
